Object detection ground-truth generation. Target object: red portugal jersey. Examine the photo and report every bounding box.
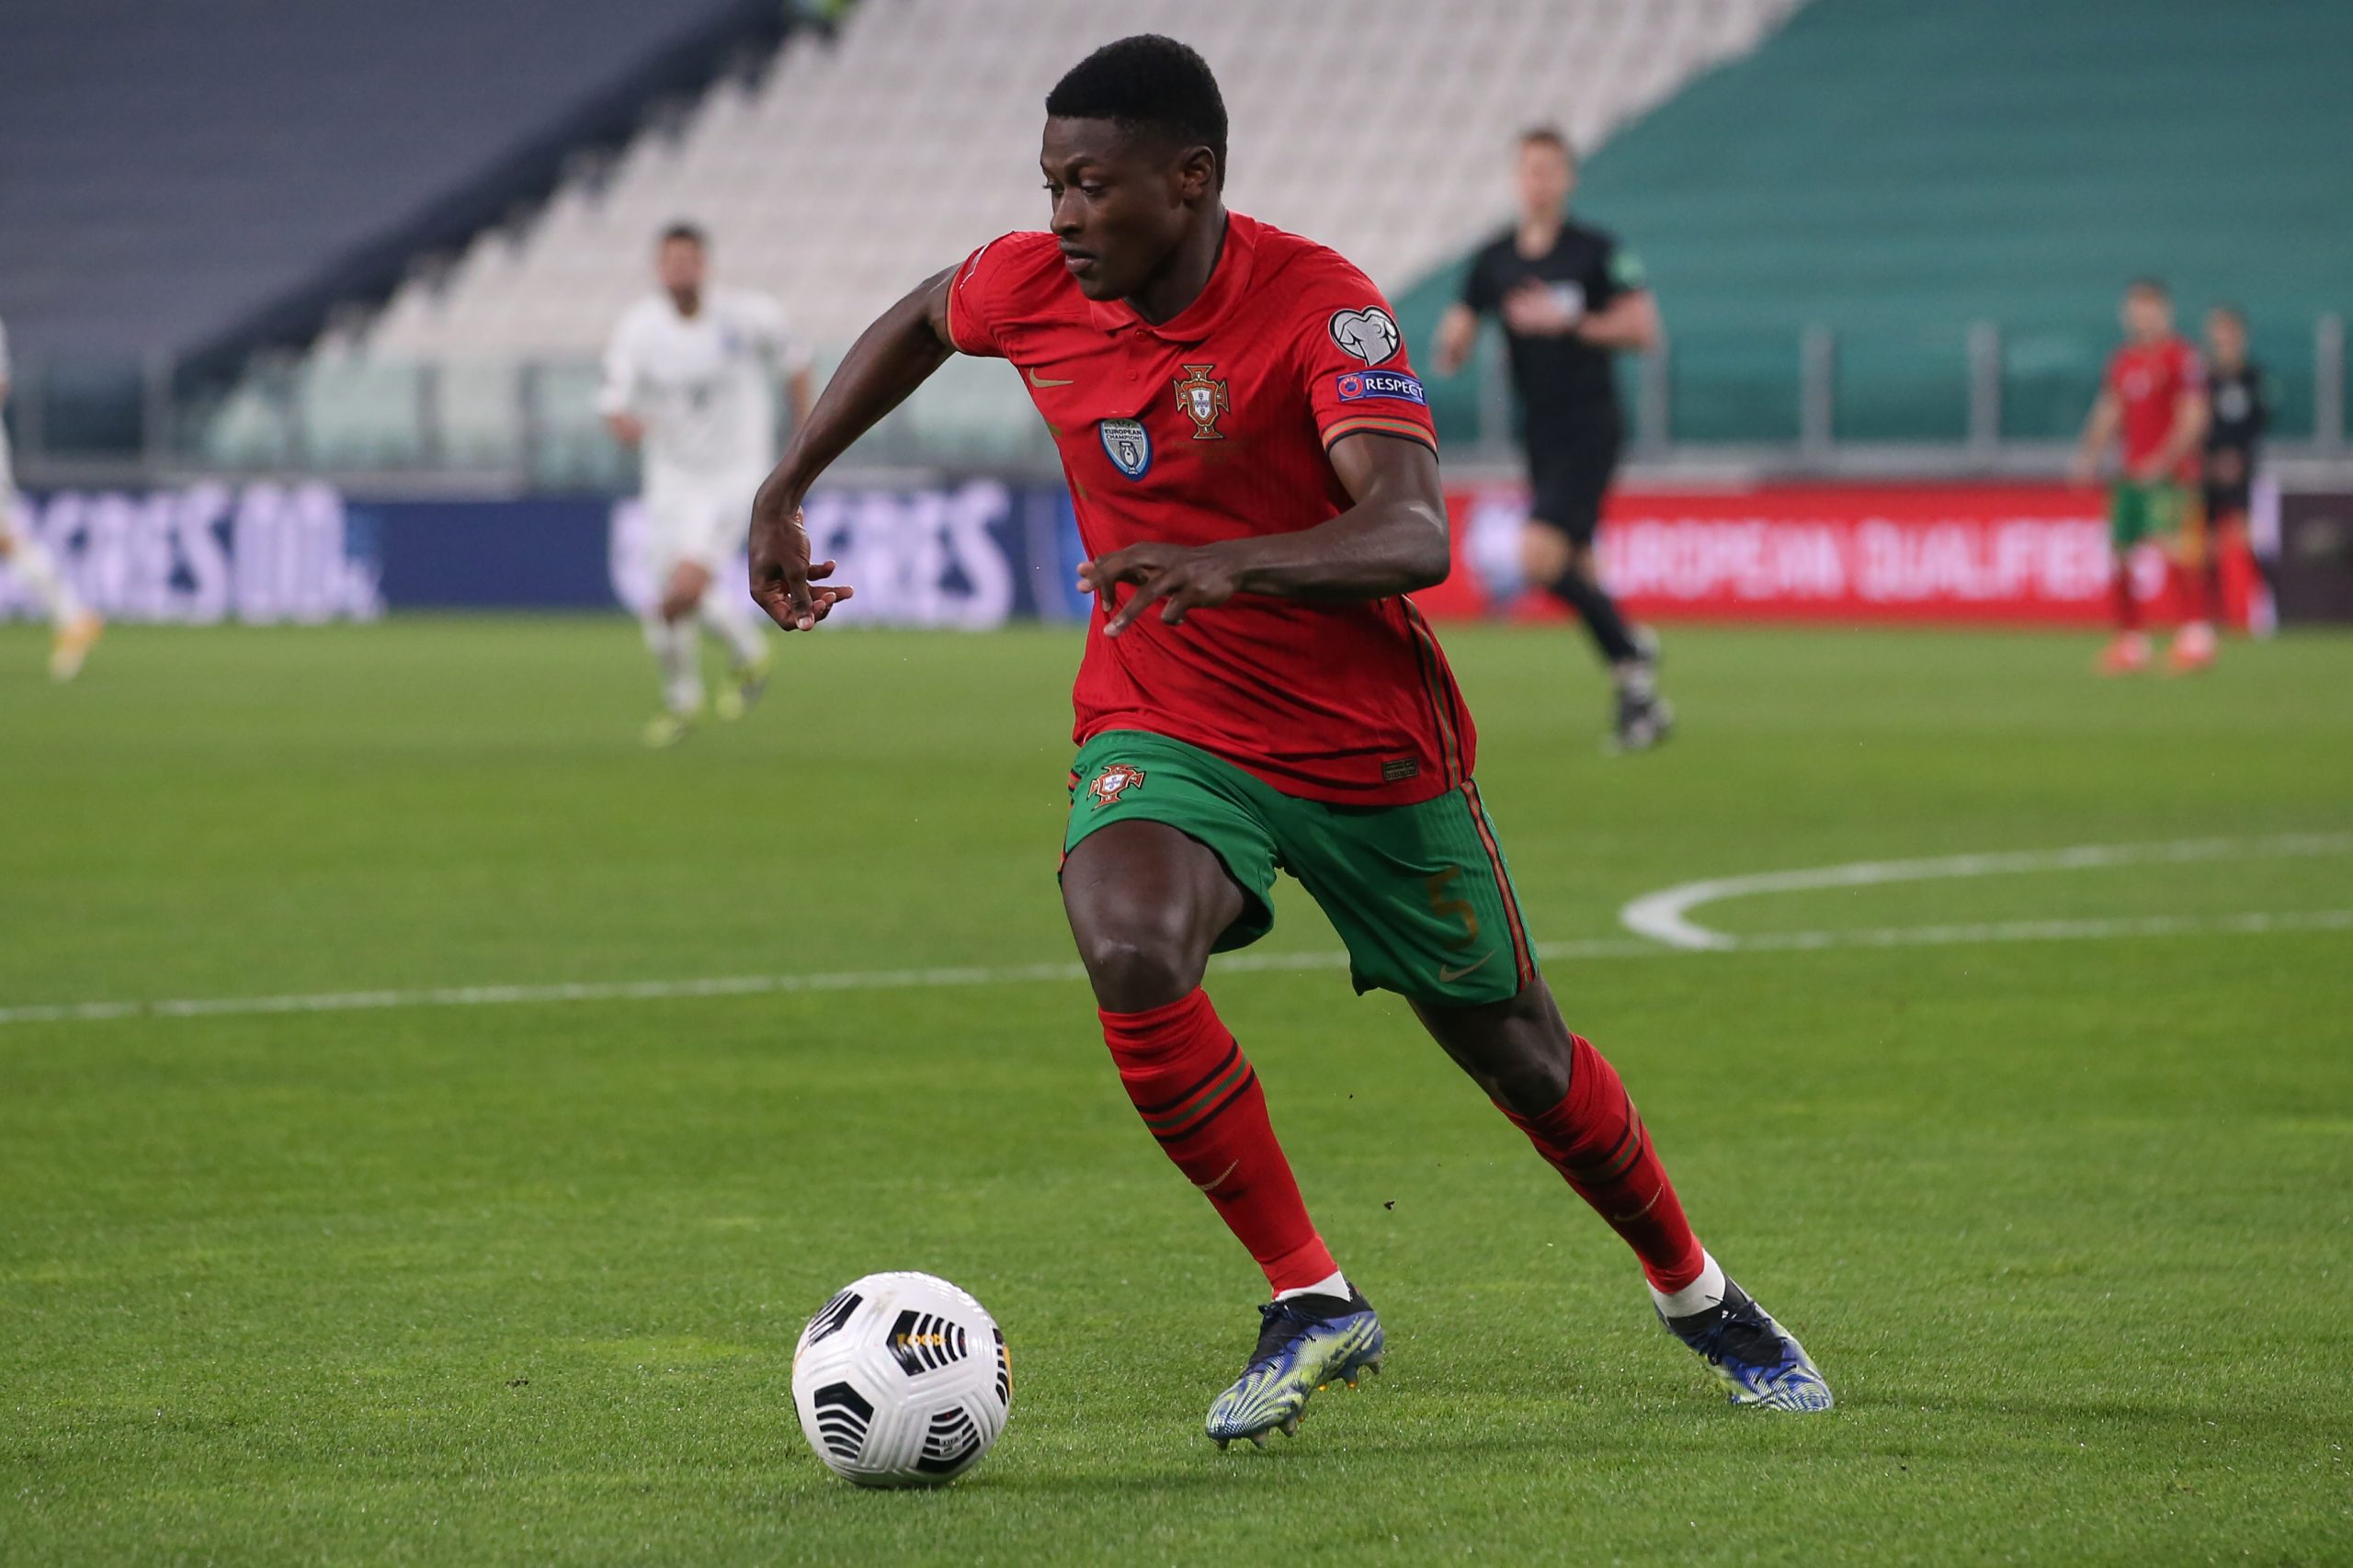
[948,211,1471,805]
[2106,336,2205,483]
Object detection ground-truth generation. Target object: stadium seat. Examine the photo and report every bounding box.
[313,0,1802,469]
[1390,0,2353,444]
[0,0,787,369]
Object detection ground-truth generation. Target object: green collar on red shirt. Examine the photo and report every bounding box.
[1083,210,1261,344]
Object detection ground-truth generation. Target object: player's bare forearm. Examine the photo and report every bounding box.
[2151,392,2210,475]
[1575,291,1661,353]
[1083,433,1449,635]
[1222,434,1449,597]
[1433,304,1479,376]
[2082,392,2120,452]
[2074,392,2120,481]
[747,267,955,631]
[756,267,956,516]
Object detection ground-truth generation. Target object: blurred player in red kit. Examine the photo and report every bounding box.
[2073,278,2211,675]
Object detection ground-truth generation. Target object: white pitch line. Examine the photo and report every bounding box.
[0,941,1654,1028]
[1722,907,2353,953]
[1618,832,2353,951]
[2,912,2347,1029]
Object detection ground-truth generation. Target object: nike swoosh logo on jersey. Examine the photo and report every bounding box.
[1438,953,1495,984]
[1027,368,1076,388]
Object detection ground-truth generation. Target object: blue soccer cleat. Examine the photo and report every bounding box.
[1205,1286,1384,1449]
[1659,1278,1834,1412]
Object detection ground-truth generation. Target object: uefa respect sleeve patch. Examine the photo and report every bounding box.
[1334,369,1427,406]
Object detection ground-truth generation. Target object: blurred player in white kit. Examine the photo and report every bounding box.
[600,223,813,745]
[0,312,104,680]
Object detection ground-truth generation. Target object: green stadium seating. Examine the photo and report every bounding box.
[1402,0,2353,446]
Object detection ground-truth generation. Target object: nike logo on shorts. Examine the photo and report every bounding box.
[1027,368,1076,388]
[1438,953,1495,984]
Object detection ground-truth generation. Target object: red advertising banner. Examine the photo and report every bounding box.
[1426,482,2259,627]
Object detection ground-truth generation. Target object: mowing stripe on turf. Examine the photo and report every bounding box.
[1619,832,2353,950]
[2,908,2348,1028]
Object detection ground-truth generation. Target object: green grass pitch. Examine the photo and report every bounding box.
[3,618,2349,1564]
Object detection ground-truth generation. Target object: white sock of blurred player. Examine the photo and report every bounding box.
[697,594,767,669]
[1,517,85,625]
[642,613,703,715]
[1,505,104,680]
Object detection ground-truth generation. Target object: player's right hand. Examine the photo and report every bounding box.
[1501,280,1581,336]
[748,502,855,631]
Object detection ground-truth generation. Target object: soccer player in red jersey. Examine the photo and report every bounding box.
[746,36,1831,1444]
[2073,278,2212,675]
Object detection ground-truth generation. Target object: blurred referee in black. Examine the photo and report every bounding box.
[1437,126,1667,752]
[2200,303,2269,619]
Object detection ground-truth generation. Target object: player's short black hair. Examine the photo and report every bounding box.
[659,222,708,250]
[1519,124,1575,162]
[2126,276,2168,299]
[1045,34,1227,178]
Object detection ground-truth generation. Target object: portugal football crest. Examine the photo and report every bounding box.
[1088,764,1146,810]
[1174,364,1230,439]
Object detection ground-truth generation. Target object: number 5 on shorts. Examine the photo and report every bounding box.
[1426,867,1481,948]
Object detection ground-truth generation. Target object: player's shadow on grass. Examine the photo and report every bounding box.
[975,1421,1740,1491]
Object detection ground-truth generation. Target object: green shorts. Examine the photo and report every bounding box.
[2109,481,2193,550]
[1063,730,1537,1006]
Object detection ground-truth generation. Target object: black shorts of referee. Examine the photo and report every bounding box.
[1524,409,1624,548]
[2202,477,2251,524]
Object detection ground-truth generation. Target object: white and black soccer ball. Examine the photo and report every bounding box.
[790,1271,1009,1487]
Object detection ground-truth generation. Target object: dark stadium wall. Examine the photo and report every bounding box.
[0,0,812,385]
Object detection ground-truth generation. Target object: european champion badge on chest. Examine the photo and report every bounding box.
[1099,418,1153,479]
[1174,363,1230,439]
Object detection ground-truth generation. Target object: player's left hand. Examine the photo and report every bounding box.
[1081,543,1244,637]
[748,505,856,631]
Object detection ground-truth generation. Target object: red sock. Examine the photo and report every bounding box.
[2171,558,2209,624]
[2112,563,2142,631]
[1099,991,1337,1294]
[1500,1033,1705,1293]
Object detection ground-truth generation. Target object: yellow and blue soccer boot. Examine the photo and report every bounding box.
[642,707,699,748]
[713,647,772,722]
[1205,1285,1383,1449]
[1658,1278,1833,1412]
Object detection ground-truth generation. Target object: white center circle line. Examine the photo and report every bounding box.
[1617,832,2353,951]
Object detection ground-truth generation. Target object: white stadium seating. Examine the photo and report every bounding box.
[261,0,1803,472]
